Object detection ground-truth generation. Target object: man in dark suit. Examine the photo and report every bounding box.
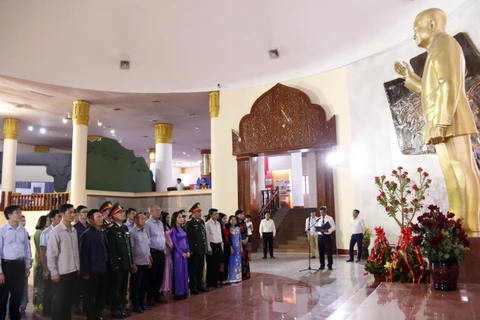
[80,209,109,320]
[105,203,133,319]
[184,203,208,294]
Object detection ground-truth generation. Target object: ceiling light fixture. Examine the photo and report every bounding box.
[110,129,115,134]
[97,120,102,126]
[195,126,199,130]
[269,49,280,59]
[189,113,196,117]
[28,126,33,131]
[120,60,130,70]
[183,152,186,155]
[62,112,72,124]
[39,128,46,134]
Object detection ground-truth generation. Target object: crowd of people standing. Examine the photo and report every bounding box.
[0,202,252,320]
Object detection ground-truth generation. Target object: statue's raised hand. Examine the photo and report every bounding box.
[394,61,413,79]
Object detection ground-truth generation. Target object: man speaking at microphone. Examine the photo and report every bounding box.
[315,206,336,270]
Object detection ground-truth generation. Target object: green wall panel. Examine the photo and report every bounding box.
[86,138,154,192]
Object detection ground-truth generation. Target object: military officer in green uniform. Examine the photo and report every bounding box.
[184,203,208,294]
[100,201,113,230]
[106,203,134,319]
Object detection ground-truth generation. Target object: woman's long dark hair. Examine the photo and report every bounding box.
[160,211,171,230]
[171,211,183,233]
[227,215,237,228]
[35,215,47,230]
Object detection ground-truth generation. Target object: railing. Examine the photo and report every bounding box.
[260,187,280,219]
[9,192,70,211]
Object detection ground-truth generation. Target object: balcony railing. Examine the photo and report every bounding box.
[260,187,280,219]
[0,191,70,211]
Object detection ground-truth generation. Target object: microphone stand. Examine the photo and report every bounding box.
[299,217,321,273]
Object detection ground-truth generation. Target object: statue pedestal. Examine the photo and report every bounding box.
[458,233,480,284]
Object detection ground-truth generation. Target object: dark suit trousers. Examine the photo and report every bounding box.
[349,233,363,260]
[262,232,274,257]
[189,253,205,290]
[52,271,79,320]
[0,260,25,320]
[148,249,165,302]
[110,270,128,313]
[318,234,333,268]
[206,243,222,287]
[43,276,53,317]
[130,265,149,307]
[84,275,106,320]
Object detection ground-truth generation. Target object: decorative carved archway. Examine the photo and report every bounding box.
[233,83,338,252]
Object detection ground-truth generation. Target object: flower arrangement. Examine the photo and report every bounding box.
[375,167,431,229]
[363,227,373,242]
[364,227,393,279]
[411,205,470,262]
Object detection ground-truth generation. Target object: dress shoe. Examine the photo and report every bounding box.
[140,304,151,311]
[111,311,124,319]
[191,289,199,295]
[262,256,267,259]
[328,266,333,270]
[356,260,361,263]
[346,259,354,262]
[208,286,216,291]
[271,256,276,259]
[199,287,209,292]
[121,310,131,317]
[155,296,168,303]
[318,266,325,270]
[147,300,157,307]
[133,306,143,313]
[310,256,316,259]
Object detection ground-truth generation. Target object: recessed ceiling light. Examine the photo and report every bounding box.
[112,108,122,111]
[143,135,149,138]
[150,119,158,122]
[97,120,102,126]
[64,133,68,137]
[189,113,196,117]
[183,152,186,155]
[187,154,190,157]
[119,140,122,143]
[27,126,33,131]
[152,100,162,104]
[62,118,68,124]
[195,126,199,130]
[110,129,115,134]
[39,128,46,134]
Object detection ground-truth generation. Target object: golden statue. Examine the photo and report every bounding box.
[394,8,480,232]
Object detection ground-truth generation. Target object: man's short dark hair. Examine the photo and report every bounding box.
[76,205,87,213]
[177,178,182,182]
[126,208,136,215]
[59,204,74,214]
[320,206,327,211]
[245,215,251,219]
[353,209,360,214]
[208,208,218,216]
[87,209,101,220]
[48,209,60,220]
[3,205,20,220]
[235,209,244,215]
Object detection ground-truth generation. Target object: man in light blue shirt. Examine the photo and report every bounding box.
[0,205,32,320]
[144,204,167,305]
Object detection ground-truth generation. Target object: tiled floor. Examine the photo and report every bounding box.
[21,252,480,319]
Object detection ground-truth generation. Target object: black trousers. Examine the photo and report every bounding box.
[318,234,333,268]
[188,253,205,290]
[84,275,106,320]
[0,260,25,320]
[349,233,364,260]
[51,271,79,320]
[130,265,149,307]
[206,243,222,287]
[43,276,53,317]
[220,243,230,282]
[147,249,165,302]
[109,269,128,314]
[263,232,274,257]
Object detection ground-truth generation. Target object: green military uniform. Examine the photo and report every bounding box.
[105,203,132,318]
[100,201,113,230]
[184,203,208,293]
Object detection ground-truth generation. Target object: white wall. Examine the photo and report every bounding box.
[212,67,354,249]
[268,155,291,171]
[345,1,480,243]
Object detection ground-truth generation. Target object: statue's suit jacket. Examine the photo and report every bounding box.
[404,32,478,143]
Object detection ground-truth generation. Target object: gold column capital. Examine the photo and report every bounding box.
[87,135,103,142]
[155,123,173,144]
[209,91,220,119]
[149,148,156,162]
[3,118,19,140]
[34,145,50,153]
[72,100,90,126]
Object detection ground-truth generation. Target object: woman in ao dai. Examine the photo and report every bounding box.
[228,215,242,283]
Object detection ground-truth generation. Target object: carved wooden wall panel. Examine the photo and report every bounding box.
[232,83,337,156]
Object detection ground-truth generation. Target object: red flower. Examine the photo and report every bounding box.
[412,184,419,191]
[393,200,399,205]
[381,175,386,180]
[423,172,429,177]
[376,196,381,201]
[385,206,391,212]
[380,192,385,197]
[447,212,455,219]
[392,170,397,175]
[375,176,379,181]
[417,167,423,172]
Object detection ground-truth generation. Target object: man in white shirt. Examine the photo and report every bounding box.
[47,204,80,320]
[315,206,336,270]
[205,208,223,289]
[176,178,185,191]
[259,213,276,259]
[346,209,366,263]
[305,209,319,259]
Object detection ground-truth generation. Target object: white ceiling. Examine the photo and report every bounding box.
[0,75,210,166]
[0,0,475,93]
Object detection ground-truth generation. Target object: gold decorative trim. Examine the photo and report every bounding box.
[3,118,19,140]
[87,135,103,142]
[72,100,90,126]
[155,123,173,144]
[209,91,220,119]
[149,148,156,162]
[34,145,50,153]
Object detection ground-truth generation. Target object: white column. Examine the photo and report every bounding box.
[306,152,318,207]
[1,119,19,200]
[258,155,265,191]
[71,100,90,206]
[148,148,156,182]
[209,91,221,208]
[155,124,173,191]
[291,152,304,207]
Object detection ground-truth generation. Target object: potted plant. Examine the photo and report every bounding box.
[362,227,373,260]
[411,205,470,291]
[365,227,393,282]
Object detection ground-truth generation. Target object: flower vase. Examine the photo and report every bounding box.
[362,239,371,260]
[430,259,459,291]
